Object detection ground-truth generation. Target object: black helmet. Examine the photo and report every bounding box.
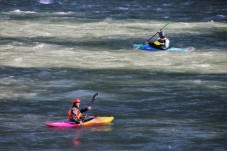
[159,31,165,37]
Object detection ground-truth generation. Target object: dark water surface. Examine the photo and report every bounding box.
[0,0,227,150]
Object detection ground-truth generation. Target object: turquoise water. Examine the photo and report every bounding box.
[0,0,227,150]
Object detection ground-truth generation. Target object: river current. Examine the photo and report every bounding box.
[0,0,227,150]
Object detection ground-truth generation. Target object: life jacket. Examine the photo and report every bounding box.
[68,107,82,121]
[154,37,170,49]
[154,40,164,46]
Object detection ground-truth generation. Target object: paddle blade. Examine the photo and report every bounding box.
[91,93,98,106]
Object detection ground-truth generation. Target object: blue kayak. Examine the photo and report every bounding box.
[133,44,194,52]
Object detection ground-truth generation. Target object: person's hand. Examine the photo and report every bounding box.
[145,41,148,44]
[87,106,92,110]
[79,121,83,126]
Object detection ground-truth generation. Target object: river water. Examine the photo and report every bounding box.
[0,0,227,150]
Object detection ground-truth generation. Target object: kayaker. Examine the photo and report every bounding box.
[68,98,93,124]
[145,31,170,50]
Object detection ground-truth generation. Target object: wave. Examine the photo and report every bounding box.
[38,0,54,5]
[10,9,36,14]
[115,7,129,11]
[54,11,74,15]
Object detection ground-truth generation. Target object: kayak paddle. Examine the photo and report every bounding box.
[146,22,171,42]
[85,92,98,117]
[90,92,98,107]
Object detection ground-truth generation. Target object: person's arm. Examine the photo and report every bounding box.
[158,39,165,43]
[80,106,92,113]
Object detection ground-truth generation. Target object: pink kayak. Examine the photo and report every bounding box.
[44,116,114,127]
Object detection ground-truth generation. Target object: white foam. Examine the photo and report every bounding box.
[193,80,202,84]
[33,43,45,49]
[55,11,73,15]
[197,64,210,68]
[39,0,53,4]
[14,58,23,62]
[0,20,226,74]
[115,7,129,11]
[216,14,226,19]
[10,9,36,14]
[162,3,172,7]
